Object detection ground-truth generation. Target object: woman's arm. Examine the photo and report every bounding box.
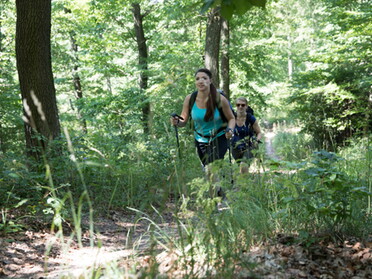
[221,96,235,139]
[252,121,262,141]
[170,94,191,127]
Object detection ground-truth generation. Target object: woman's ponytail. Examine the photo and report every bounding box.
[204,83,217,121]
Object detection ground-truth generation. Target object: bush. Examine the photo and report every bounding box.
[281,150,371,237]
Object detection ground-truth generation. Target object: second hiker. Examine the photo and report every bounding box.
[232,97,262,174]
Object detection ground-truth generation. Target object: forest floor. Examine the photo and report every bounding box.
[0,131,371,279]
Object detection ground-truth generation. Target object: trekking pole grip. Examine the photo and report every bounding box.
[170,113,184,126]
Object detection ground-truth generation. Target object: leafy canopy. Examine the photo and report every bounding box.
[201,0,266,20]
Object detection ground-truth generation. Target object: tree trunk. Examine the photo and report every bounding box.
[132,3,150,135]
[366,91,372,136]
[205,7,222,88]
[64,8,87,133]
[0,6,3,153]
[71,35,87,134]
[220,17,230,100]
[0,122,4,154]
[16,0,61,159]
[287,34,293,80]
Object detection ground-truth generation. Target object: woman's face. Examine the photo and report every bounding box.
[195,72,211,92]
[236,100,247,113]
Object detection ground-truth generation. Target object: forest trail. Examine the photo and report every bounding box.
[0,210,178,279]
[264,130,280,161]
[0,130,371,279]
[1,209,370,279]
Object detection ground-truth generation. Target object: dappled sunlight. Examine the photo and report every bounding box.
[1,0,370,277]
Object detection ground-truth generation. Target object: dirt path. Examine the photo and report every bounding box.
[1,131,371,278]
[264,130,280,160]
[0,209,178,279]
[1,210,371,279]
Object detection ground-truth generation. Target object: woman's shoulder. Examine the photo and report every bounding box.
[219,94,231,107]
[183,94,192,103]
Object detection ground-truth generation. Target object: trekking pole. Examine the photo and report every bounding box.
[228,138,234,186]
[170,113,184,159]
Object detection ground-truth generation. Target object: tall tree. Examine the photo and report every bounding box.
[16,0,61,159]
[220,17,230,99]
[205,7,222,87]
[64,7,87,133]
[132,3,150,135]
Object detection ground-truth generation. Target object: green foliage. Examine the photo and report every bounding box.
[272,129,316,161]
[171,172,271,277]
[287,0,371,147]
[1,1,371,276]
[0,0,23,154]
[338,137,372,179]
[281,150,371,236]
[201,0,266,20]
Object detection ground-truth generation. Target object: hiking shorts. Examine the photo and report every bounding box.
[195,135,228,166]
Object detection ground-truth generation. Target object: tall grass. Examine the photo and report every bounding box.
[271,130,315,161]
[1,126,371,278]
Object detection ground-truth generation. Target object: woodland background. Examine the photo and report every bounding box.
[0,0,371,278]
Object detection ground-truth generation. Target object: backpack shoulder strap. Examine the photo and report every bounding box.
[216,91,228,124]
[188,91,198,119]
[245,113,256,132]
[246,105,254,115]
[189,90,228,125]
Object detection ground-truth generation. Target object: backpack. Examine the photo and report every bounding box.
[246,105,254,116]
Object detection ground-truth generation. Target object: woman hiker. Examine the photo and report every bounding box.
[170,68,235,197]
[231,97,262,174]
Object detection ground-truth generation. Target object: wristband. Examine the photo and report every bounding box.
[225,128,233,133]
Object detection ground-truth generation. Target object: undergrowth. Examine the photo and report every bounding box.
[0,128,371,278]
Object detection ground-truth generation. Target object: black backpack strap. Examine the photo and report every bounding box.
[188,91,198,119]
[246,105,254,115]
[216,92,228,126]
[194,127,226,140]
[245,113,255,127]
[245,113,256,138]
[189,90,228,130]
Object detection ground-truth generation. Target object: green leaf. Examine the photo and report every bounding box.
[201,0,215,14]
[8,172,20,179]
[15,199,28,208]
[82,161,104,167]
[220,3,234,20]
[283,196,296,203]
[247,0,266,8]
[305,167,325,176]
[234,0,252,15]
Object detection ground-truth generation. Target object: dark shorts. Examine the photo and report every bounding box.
[195,135,228,166]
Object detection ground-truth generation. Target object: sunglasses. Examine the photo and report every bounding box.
[236,104,246,107]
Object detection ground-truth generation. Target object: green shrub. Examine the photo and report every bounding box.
[282,150,371,237]
[272,130,315,161]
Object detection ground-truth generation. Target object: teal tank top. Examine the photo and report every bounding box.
[191,102,225,143]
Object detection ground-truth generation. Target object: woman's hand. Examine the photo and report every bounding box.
[225,128,234,139]
[170,113,184,126]
[170,116,180,126]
